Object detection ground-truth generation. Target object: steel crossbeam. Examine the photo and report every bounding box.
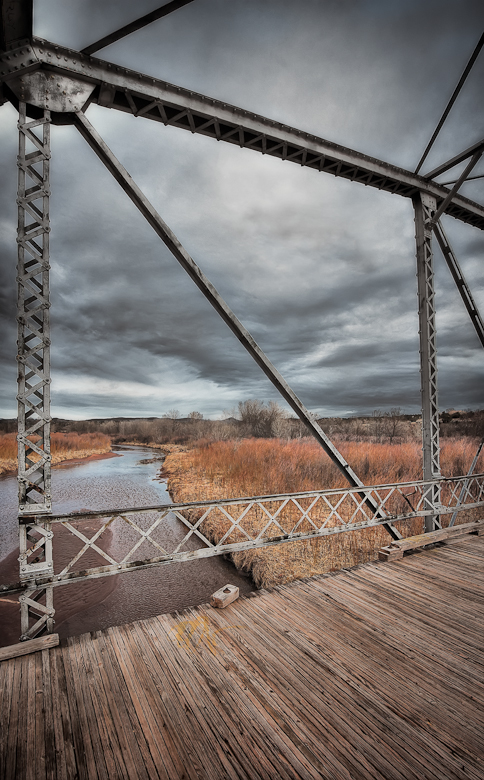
[1,39,484,229]
[1,473,482,597]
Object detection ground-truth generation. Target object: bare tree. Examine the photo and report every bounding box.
[237,399,289,438]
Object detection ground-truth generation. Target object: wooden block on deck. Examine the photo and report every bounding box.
[210,584,239,609]
[0,633,59,662]
[378,546,404,562]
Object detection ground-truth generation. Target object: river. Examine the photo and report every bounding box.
[0,445,254,646]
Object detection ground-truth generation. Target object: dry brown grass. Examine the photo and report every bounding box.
[163,437,484,588]
[0,432,112,475]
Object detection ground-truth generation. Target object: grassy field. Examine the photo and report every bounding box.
[0,432,112,475]
[163,437,484,588]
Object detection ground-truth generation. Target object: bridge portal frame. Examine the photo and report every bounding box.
[1,1,483,640]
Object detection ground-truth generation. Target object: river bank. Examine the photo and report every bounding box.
[0,431,112,475]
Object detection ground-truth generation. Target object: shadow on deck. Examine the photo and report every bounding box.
[1,535,483,779]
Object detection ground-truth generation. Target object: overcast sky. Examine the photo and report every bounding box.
[1,0,483,420]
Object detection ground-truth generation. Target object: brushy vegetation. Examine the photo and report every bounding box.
[0,432,112,475]
[163,437,484,588]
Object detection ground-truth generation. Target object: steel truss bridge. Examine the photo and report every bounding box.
[1,1,483,641]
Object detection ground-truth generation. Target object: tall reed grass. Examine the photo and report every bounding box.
[164,437,484,588]
[0,432,111,475]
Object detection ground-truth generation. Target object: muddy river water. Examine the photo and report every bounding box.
[0,446,254,646]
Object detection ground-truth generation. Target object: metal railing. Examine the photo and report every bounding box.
[3,472,483,638]
[6,472,484,589]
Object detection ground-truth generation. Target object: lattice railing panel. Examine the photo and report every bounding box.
[7,473,481,590]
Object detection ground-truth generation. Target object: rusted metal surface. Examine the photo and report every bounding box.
[8,70,94,112]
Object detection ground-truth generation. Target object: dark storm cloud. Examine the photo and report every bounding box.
[1,0,483,418]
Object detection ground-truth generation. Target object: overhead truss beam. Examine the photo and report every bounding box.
[1,38,484,230]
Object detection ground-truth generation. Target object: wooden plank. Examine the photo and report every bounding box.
[49,647,70,780]
[25,653,37,780]
[0,657,11,779]
[378,520,483,559]
[107,623,185,780]
[0,633,59,662]
[182,603,370,780]
[246,588,482,780]
[71,632,121,780]
[286,577,484,760]
[87,630,146,780]
[95,629,162,780]
[218,595,427,780]
[105,626,170,780]
[288,571,484,753]
[42,648,56,780]
[134,617,247,780]
[152,610,312,780]
[126,620,213,779]
[62,637,102,780]
[14,655,29,780]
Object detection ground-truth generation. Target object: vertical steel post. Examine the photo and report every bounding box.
[17,102,54,636]
[413,191,441,532]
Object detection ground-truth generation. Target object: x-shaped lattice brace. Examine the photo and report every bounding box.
[19,583,54,640]
[17,103,51,518]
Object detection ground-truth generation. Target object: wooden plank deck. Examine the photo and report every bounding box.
[1,535,483,779]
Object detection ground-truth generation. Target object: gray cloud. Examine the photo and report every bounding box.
[1,0,483,419]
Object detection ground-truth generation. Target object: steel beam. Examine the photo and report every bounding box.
[414,31,484,175]
[0,0,32,51]
[1,39,484,230]
[413,192,441,532]
[81,0,196,56]
[74,109,402,540]
[424,137,484,181]
[17,102,52,518]
[433,220,484,349]
[431,152,482,225]
[17,101,54,639]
